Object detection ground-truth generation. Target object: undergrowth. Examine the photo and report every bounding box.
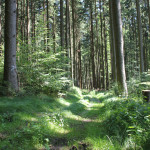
[0,86,150,150]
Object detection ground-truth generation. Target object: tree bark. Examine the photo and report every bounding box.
[60,0,64,49]
[104,18,109,90]
[100,0,105,90]
[31,0,35,39]
[109,0,116,82]
[0,0,2,56]
[43,0,46,51]
[31,0,36,51]
[78,42,82,89]
[66,0,70,55]
[69,0,74,81]
[65,0,68,49]
[53,4,56,53]
[27,0,30,42]
[23,0,26,43]
[46,0,50,52]
[136,0,144,73]
[90,2,96,89]
[16,0,19,53]
[142,90,150,102]
[4,0,19,92]
[72,0,76,83]
[147,0,150,33]
[20,0,23,41]
[95,0,99,89]
[112,0,128,96]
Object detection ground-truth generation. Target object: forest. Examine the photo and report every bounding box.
[0,0,150,149]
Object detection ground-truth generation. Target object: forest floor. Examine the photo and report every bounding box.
[0,86,150,150]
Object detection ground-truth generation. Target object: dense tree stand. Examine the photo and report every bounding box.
[0,0,150,149]
[0,0,149,94]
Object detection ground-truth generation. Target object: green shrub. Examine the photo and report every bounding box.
[103,99,150,149]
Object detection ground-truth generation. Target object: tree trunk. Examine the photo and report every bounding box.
[27,0,30,43]
[136,0,144,73]
[112,0,128,96]
[32,0,35,39]
[104,18,109,90]
[46,0,50,52]
[53,4,56,53]
[21,0,23,41]
[4,0,19,92]
[109,0,116,82]
[46,0,49,30]
[43,0,46,51]
[66,0,70,55]
[31,0,35,51]
[23,0,26,43]
[147,0,150,69]
[60,0,64,49]
[147,0,150,33]
[0,0,2,56]
[16,0,19,53]
[95,0,99,89]
[90,2,96,89]
[78,42,82,89]
[66,0,72,78]
[69,0,74,81]
[72,0,76,84]
[142,90,150,102]
[100,0,105,90]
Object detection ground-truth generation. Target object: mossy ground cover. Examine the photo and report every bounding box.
[0,87,150,150]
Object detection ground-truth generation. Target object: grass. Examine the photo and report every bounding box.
[0,87,150,150]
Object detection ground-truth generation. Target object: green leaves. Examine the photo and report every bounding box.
[103,98,150,148]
